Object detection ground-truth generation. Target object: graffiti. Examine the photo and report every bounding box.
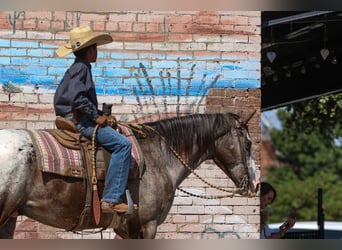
[65,12,81,29]
[128,59,220,122]
[8,11,24,34]
[1,81,22,101]
[200,226,241,239]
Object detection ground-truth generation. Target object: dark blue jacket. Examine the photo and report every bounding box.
[54,58,101,121]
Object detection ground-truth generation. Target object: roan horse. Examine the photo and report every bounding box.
[0,112,257,239]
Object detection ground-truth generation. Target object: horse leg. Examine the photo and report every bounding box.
[0,216,17,239]
[141,220,158,239]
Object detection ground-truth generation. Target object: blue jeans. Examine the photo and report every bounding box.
[76,116,131,204]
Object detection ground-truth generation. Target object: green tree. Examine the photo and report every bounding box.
[264,93,342,223]
[280,93,342,145]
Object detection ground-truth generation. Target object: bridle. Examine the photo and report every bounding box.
[144,119,255,199]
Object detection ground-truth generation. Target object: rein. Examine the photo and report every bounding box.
[91,124,101,225]
[143,124,250,199]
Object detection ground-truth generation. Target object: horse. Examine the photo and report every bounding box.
[0,112,258,239]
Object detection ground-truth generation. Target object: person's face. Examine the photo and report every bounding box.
[88,44,97,62]
[260,190,274,209]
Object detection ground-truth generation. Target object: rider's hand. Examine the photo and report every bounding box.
[107,115,117,129]
[95,115,108,127]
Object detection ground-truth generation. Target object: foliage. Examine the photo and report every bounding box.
[280,93,342,145]
[266,167,342,222]
[265,93,342,223]
[270,123,342,179]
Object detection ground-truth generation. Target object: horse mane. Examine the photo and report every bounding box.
[144,113,240,163]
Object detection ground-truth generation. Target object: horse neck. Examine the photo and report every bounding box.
[149,117,216,188]
[166,149,206,190]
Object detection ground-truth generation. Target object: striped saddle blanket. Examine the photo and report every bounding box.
[28,125,144,180]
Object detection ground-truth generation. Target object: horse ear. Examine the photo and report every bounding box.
[244,110,257,124]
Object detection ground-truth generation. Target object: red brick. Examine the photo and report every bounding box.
[220,15,249,25]
[51,20,64,31]
[0,11,10,19]
[167,34,193,42]
[112,33,164,42]
[206,97,223,106]
[168,23,190,33]
[78,20,91,27]
[109,13,136,22]
[198,11,219,15]
[12,112,39,120]
[133,23,145,32]
[93,21,105,31]
[15,220,38,232]
[13,232,26,239]
[34,232,59,239]
[53,11,65,21]
[119,22,132,32]
[234,25,259,34]
[146,23,159,32]
[0,103,26,112]
[80,13,108,22]
[194,14,220,25]
[0,15,11,29]
[106,22,118,31]
[0,112,11,120]
[137,14,165,23]
[37,20,51,31]
[193,51,220,59]
[25,11,52,20]
[166,15,193,24]
[22,232,40,239]
[38,223,59,232]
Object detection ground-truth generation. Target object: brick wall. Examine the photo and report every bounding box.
[0,11,261,239]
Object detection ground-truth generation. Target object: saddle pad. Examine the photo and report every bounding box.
[28,127,144,179]
[118,124,144,171]
[28,130,84,178]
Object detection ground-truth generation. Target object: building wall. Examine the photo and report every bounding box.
[0,11,261,239]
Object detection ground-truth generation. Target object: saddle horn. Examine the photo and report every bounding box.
[102,103,113,116]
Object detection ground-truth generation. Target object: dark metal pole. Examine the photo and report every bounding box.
[317,188,325,239]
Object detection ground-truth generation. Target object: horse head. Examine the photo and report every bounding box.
[145,112,258,197]
[212,111,257,196]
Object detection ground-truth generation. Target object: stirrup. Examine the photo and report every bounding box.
[125,189,134,214]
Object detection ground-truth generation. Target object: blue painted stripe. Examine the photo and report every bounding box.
[40,58,67,67]
[0,57,10,65]
[0,48,26,56]
[0,67,20,75]
[11,57,40,65]
[96,60,122,68]
[20,66,47,75]
[12,40,39,48]
[30,75,55,85]
[0,38,260,96]
[234,79,260,88]
[0,75,28,84]
[0,39,10,47]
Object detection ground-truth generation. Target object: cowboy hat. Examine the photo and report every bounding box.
[56,25,113,57]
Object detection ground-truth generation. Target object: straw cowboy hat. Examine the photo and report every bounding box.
[56,25,113,57]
